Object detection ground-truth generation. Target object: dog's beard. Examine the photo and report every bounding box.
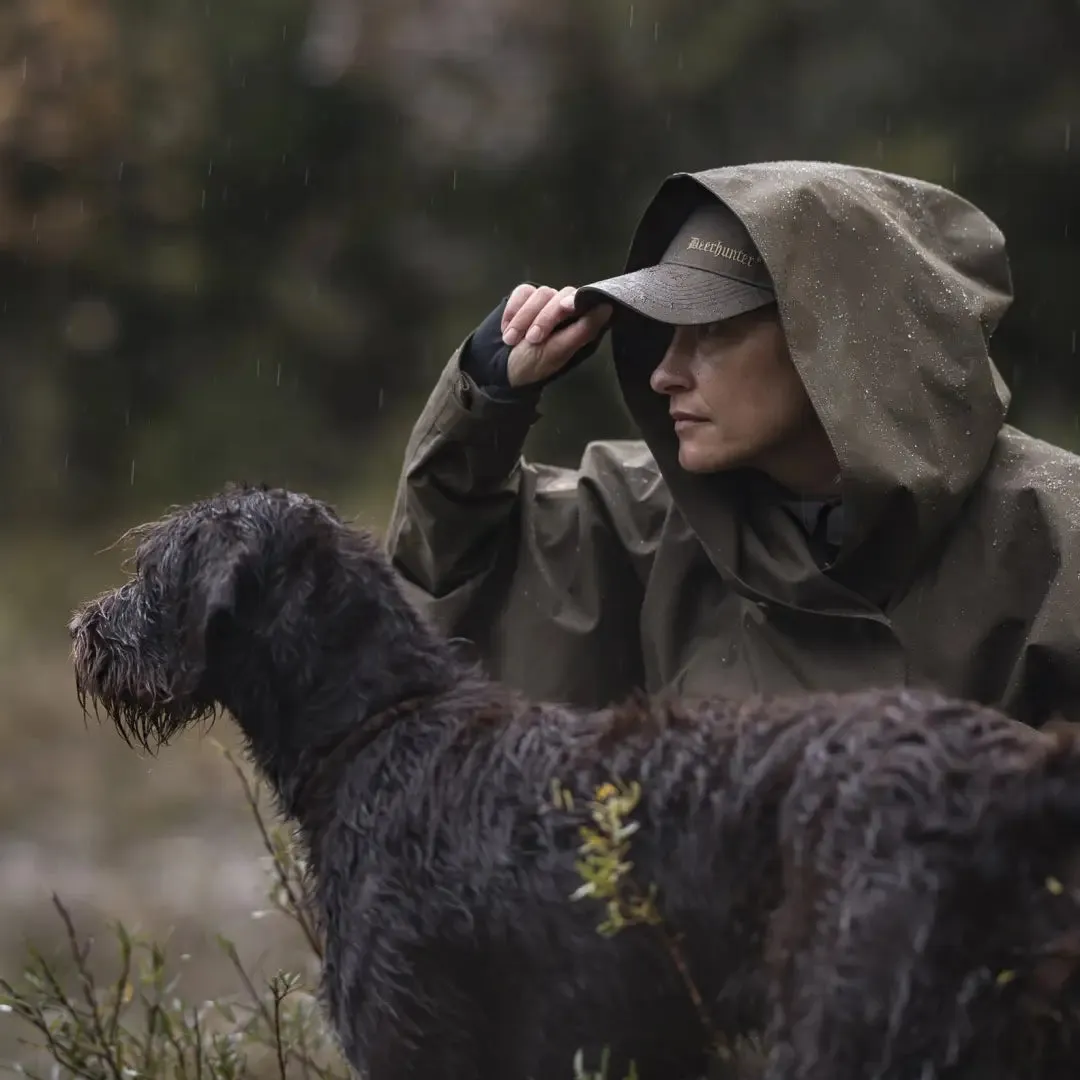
[72,620,218,752]
[86,690,217,752]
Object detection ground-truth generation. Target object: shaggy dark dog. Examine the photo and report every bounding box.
[69,484,1080,1080]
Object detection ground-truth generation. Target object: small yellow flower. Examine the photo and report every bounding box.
[595,782,618,802]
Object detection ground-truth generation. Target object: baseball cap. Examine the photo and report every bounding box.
[574,200,774,325]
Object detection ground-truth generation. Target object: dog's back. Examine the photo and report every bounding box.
[314,684,1080,1079]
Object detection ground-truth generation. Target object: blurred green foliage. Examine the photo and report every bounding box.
[0,0,1076,531]
[0,746,345,1080]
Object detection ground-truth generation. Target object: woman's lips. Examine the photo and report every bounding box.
[671,412,707,432]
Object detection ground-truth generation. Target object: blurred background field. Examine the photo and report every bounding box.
[0,0,1077,1066]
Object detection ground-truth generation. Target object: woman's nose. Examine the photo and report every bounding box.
[649,335,692,395]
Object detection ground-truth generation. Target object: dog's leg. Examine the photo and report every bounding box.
[763,782,989,1080]
[326,935,485,1080]
[765,860,960,1080]
[768,840,1080,1080]
[350,1017,480,1080]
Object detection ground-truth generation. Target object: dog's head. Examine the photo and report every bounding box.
[69,483,398,750]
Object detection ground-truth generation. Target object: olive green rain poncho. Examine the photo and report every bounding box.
[387,161,1080,726]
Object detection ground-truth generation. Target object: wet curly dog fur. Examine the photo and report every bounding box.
[69,484,1080,1080]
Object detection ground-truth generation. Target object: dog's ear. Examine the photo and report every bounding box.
[175,521,252,694]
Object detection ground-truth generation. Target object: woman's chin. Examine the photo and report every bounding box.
[676,441,713,474]
[676,429,742,474]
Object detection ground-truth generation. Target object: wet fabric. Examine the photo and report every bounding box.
[574,199,774,324]
[386,161,1080,726]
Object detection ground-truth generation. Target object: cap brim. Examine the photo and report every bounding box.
[573,263,774,326]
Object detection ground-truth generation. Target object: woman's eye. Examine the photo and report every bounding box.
[695,321,726,343]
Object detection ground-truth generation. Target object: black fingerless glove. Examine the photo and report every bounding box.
[460,292,608,398]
